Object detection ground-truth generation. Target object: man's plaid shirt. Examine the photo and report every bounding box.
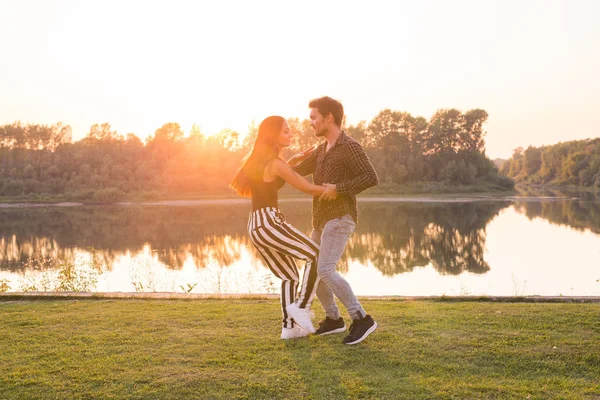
[294,131,379,229]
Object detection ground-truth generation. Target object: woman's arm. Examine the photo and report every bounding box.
[270,159,325,196]
[290,145,318,176]
[287,146,316,167]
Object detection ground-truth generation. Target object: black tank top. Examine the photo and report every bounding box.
[248,175,285,211]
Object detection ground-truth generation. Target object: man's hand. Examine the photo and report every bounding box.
[319,183,338,201]
[287,146,316,166]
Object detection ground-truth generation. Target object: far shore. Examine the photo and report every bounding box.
[1,292,599,303]
[0,193,578,209]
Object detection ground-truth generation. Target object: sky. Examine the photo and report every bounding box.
[0,0,598,159]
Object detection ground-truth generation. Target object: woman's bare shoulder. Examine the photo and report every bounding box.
[267,157,287,171]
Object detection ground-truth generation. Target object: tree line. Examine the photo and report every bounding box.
[501,138,600,187]
[0,108,513,201]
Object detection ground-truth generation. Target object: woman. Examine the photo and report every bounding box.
[230,116,324,339]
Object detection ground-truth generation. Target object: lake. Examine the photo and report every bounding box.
[1,193,599,296]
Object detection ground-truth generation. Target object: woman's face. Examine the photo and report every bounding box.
[276,120,292,149]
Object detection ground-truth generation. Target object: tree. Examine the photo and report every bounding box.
[151,122,184,143]
[425,109,462,155]
[346,121,367,144]
[239,120,259,153]
[365,109,405,149]
[504,139,600,187]
[288,118,317,151]
[459,109,488,153]
[23,164,36,179]
[213,129,240,151]
[0,123,24,148]
[523,146,542,177]
[367,110,425,182]
[87,123,121,141]
[188,124,205,145]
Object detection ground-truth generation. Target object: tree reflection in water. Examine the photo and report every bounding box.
[512,187,600,234]
[0,200,519,293]
[513,199,600,235]
[0,205,253,272]
[348,202,511,275]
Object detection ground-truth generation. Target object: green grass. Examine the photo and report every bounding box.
[1,299,598,399]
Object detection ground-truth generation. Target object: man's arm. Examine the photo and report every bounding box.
[335,141,379,196]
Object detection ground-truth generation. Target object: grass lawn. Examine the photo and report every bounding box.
[1,298,598,399]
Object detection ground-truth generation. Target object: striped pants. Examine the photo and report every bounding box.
[248,207,320,328]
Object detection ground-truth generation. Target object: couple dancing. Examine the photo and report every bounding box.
[230,96,379,345]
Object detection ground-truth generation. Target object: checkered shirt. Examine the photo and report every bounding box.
[294,131,379,229]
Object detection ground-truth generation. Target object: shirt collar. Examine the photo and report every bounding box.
[336,130,350,145]
[319,130,348,152]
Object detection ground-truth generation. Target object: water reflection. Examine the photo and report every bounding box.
[513,199,600,234]
[0,205,254,271]
[349,202,510,275]
[512,187,600,234]
[17,253,101,292]
[0,202,510,275]
[0,197,598,295]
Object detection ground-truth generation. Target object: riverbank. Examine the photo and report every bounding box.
[4,182,598,208]
[2,292,599,303]
[1,298,598,399]
[0,193,579,209]
[0,181,518,205]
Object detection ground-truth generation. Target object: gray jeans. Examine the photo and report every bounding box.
[311,215,366,321]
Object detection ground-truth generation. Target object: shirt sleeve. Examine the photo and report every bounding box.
[292,148,317,176]
[336,141,379,195]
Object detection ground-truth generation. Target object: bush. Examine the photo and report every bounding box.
[2,180,25,196]
[493,174,515,190]
[23,179,42,194]
[91,188,126,204]
[70,189,96,201]
[0,279,10,292]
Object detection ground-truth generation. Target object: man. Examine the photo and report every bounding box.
[291,96,379,345]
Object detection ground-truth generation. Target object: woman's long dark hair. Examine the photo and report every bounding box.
[230,116,285,198]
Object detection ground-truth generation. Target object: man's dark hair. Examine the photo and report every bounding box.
[309,96,344,127]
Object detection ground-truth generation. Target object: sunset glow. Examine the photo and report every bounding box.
[1,0,599,158]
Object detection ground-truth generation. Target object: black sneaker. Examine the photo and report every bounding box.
[315,317,346,335]
[343,315,377,345]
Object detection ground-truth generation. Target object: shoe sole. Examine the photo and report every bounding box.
[293,321,316,334]
[281,326,309,340]
[287,306,316,334]
[316,326,347,336]
[344,322,378,345]
[281,334,309,340]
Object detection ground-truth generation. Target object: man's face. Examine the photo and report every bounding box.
[309,108,328,137]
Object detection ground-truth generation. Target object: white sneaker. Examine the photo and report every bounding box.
[287,303,316,333]
[280,325,308,340]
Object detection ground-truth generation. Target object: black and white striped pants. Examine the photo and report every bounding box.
[248,207,320,329]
